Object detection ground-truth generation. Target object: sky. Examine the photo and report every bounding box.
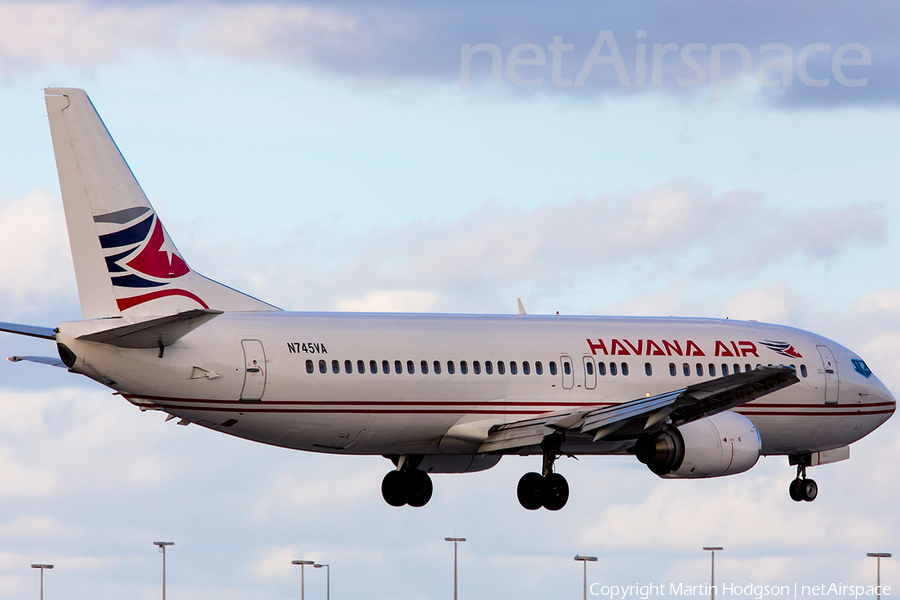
[1,1,899,598]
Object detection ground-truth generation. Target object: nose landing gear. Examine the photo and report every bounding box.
[516,435,570,511]
[789,464,818,502]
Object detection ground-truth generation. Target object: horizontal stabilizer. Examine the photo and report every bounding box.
[480,366,799,453]
[0,322,56,340]
[77,309,223,348]
[8,355,66,368]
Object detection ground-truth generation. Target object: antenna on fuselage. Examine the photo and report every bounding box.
[517,298,526,316]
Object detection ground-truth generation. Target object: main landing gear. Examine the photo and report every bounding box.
[789,463,818,502]
[517,436,570,511]
[381,456,433,508]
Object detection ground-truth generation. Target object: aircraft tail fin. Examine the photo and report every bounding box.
[43,88,279,318]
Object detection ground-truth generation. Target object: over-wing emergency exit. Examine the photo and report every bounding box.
[0,89,893,510]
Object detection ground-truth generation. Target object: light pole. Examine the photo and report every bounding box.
[574,555,598,600]
[31,564,54,600]
[867,553,892,600]
[703,547,723,600]
[445,537,466,600]
[153,542,174,600]
[315,563,330,600]
[292,560,315,600]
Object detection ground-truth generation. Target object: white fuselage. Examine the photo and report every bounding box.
[57,313,895,458]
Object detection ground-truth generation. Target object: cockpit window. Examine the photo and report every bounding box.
[852,358,872,378]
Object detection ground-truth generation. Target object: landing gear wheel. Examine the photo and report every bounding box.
[381,470,409,507]
[789,479,803,502]
[800,478,818,502]
[407,470,434,507]
[542,472,569,511]
[517,472,544,510]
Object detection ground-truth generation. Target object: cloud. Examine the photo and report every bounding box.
[335,289,438,312]
[0,1,896,107]
[227,179,882,313]
[0,189,76,318]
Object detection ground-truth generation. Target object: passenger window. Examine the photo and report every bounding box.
[708,364,716,377]
[535,361,543,375]
[357,359,365,374]
[549,361,557,376]
[331,359,339,374]
[421,360,428,374]
[734,363,740,373]
[407,360,415,374]
[598,362,606,376]
[370,360,377,374]
[523,361,531,375]
[461,361,468,375]
[610,362,618,376]
[722,364,729,376]
[800,364,808,378]
[563,361,571,375]
[669,363,676,377]
[394,360,402,374]
[683,363,690,376]
[586,362,594,376]
[645,362,652,376]
[510,361,518,375]
[745,364,751,372]
[448,360,456,374]
[498,361,505,375]
[306,359,314,374]
[319,359,327,374]
[433,360,441,374]
[474,361,482,375]
[696,363,703,376]
[621,362,629,376]
[344,359,352,374]
[486,361,493,375]
[382,360,390,374]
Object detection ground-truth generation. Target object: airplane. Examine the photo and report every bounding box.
[0,88,894,510]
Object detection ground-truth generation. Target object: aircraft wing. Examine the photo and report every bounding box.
[478,366,799,453]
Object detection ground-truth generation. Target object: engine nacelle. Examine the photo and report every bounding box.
[632,412,761,478]
[417,455,502,474]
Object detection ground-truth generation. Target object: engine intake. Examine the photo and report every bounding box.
[633,411,761,478]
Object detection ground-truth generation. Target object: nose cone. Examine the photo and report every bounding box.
[867,374,896,425]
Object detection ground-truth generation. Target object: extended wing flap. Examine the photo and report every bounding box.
[579,390,683,433]
[663,365,799,426]
[479,366,799,454]
[77,309,223,348]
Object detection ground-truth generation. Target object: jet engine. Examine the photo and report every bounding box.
[632,411,760,478]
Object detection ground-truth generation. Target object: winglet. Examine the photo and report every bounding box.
[517,298,526,316]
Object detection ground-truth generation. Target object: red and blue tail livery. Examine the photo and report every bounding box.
[96,207,208,311]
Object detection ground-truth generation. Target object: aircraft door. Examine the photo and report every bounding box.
[241,339,267,401]
[583,356,596,390]
[816,345,839,404]
[561,355,574,390]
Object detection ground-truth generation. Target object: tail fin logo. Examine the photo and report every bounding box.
[95,207,208,311]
